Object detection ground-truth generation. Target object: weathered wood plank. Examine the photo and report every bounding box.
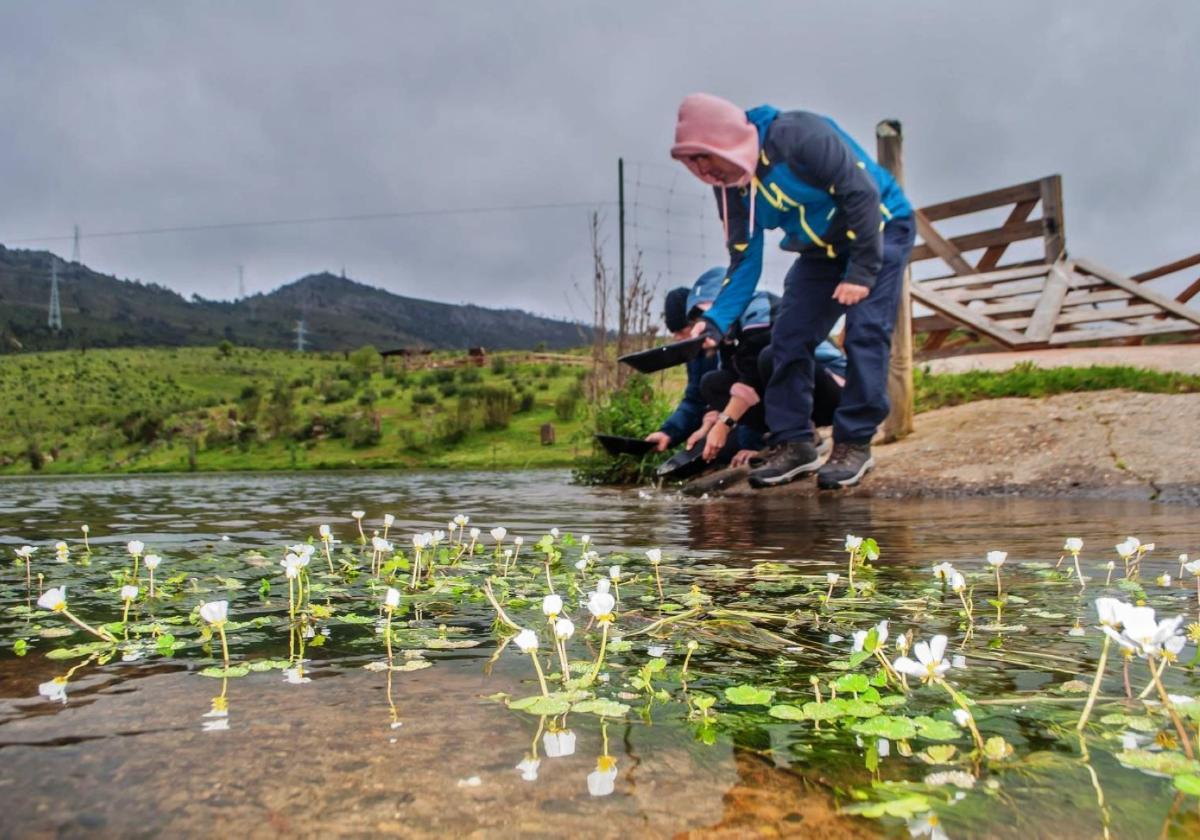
[1023,264,1070,342]
[998,303,1161,331]
[1074,259,1200,327]
[921,264,1050,291]
[977,288,1131,317]
[953,273,1101,303]
[1047,319,1199,346]
[1040,175,1066,262]
[909,285,1033,347]
[1131,252,1200,283]
[913,315,959,333]
[976,200,1038,271]
[911,219,1044,263]
[918,179,1044,222]
[920,330,954,351]
[914,211,976,276]
[1177,276,1200,305]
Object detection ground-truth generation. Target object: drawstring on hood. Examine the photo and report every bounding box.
[671,93,759,243]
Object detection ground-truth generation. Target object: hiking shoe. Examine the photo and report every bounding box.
[817,442,875,489]
[750,433,828,469]
[748,440,823,488]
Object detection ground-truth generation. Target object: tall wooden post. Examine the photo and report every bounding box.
[876,119,915,441]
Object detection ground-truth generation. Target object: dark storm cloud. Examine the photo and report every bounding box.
[1,1,1197,318]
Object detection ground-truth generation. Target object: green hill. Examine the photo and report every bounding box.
[0,245,587,353]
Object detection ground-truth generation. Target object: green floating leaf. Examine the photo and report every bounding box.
[607,639,633,653]
[1118,749,1200,777]
[835,673,870,695]
[724,684,775,706]
[843,794,931,819]
[13,639,28,656]
[768,704,806,721]
[424,638,481,649]
[851,715,918,740]
[338,613,377,625]
[914,716,962,741]
[802,701,847,721]
[571,698,630,718]
[692,693,716,711]
[841,699,883,719]
[199,665,251,678]
[508,694,571,715]
[45,641,112,660]
[248,659,291,672]
[1174,774,1200,797]
[878,694,908,708]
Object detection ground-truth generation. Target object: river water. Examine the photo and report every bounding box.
[1,470,1198,838]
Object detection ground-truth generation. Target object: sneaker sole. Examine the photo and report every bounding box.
[817,456,875,489]
[747,455,824,488]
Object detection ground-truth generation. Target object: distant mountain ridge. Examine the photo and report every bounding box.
[0,245,588,352]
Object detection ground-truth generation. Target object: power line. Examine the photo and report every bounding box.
[5,199,615,245]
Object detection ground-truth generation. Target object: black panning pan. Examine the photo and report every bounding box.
[654,438,709,481]
[618,337,705,374]
[594,433,657,457]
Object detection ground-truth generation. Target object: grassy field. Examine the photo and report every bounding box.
[2,344,1196,477]
[0,345,596,474]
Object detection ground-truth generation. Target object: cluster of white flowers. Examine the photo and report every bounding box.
[1095,598,1185,659]
[893,634,952,683]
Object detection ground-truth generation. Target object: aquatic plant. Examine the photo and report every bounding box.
[199,600,231,671]
[351,509,366,544]
[143,554,161,597]
[37,586,117,642]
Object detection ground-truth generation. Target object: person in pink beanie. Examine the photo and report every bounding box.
[670,93,915,490]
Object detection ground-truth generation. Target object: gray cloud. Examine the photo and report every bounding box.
[2,0,1197,320]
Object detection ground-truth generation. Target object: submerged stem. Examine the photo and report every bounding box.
[217,624,231,670]
[587,621,610,684]
[1077,633,1112,731]
[940,680,986,754]
[1148,654,1194,760]
[63,608,117,643]
[529,651,550,697]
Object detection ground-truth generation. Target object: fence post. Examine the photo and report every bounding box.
[876,119,915,441]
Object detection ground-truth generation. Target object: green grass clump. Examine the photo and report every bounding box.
[914,362,1200,413]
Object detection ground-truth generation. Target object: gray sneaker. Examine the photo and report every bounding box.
[817,442,874,489]
[748,440,823,488]
[751,432,828,469]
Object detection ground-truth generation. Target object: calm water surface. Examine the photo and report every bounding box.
[1,470,1198,839]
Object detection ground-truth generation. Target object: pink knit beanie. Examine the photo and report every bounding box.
[670,93,759,187]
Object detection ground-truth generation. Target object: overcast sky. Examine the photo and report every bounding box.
[2,1,1197,322]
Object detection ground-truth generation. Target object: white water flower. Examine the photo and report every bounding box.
[826,572,840,585]
[587,758,618,796]
[384,587,401,609]
[895,634,911,655]
[1116,537,1139,559]
[412,533,431,550]
[932,562,956,582]
[319,524,332,539]
[1185,557,1200,577]
[924,770,975,789]
[454,514,469,527]
[39,678,68,704]
[845,534,863,552]
[554,617,575,641]
[828,633,845,644]
[542,594,564,618]
[15,545,35,559]
[491,527,507,542]
[1102,605,1185,658]
[1095,597,1129,629]
[907,812,949,840]
[54,541,69,560]
[127,540,145,557]
[595,578,612,595]
[550,528,560,539]
[647,644,666,658]
[120,585,138,601]
[514,628,539,653]
[951,654,967,669]
[1157,573,1173,587]
[543,729,577,758]
[580,535,591,547]
[383,514,395,527]
[893,635,951,683]
[469,527,480,539]
[430,530,446,545]
[80,525,89,534]
[609,565,621,581]
[372,536,393,553]
[143,554,161,571]
[1063,537,1083,553]
[351,510,365,520]
[952,709,971,727]
[852,620,889,653]
[516,756,540,782]
[646,548,662,565]
[283,667,311,685]
[199,600,228,626]
[574,557,587,571]
[948,572,966,593]
[986,550,1007,567]
[588,591,616,622]
[38,587,67,612]
[513,535,524,547]
[281,553,304,579]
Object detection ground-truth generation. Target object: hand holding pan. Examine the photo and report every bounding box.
[654,438,709,481]
[618,337,705,374]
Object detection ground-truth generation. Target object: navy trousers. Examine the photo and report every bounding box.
[764,217,916,445]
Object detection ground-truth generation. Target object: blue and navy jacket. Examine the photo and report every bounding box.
[703,105,913,336]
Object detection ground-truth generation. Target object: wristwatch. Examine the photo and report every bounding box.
[717,412,736,429]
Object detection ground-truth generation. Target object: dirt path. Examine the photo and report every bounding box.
[923,344,1200,375]
[694,390,1200,505]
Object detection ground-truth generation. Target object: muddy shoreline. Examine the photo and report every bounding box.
[685,390,1200,506]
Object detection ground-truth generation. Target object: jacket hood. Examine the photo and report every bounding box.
[670,93,760,187]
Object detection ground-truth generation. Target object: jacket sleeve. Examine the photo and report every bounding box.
[703,187,765,335]
[781,121,883,288]
[657,356,708,445]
